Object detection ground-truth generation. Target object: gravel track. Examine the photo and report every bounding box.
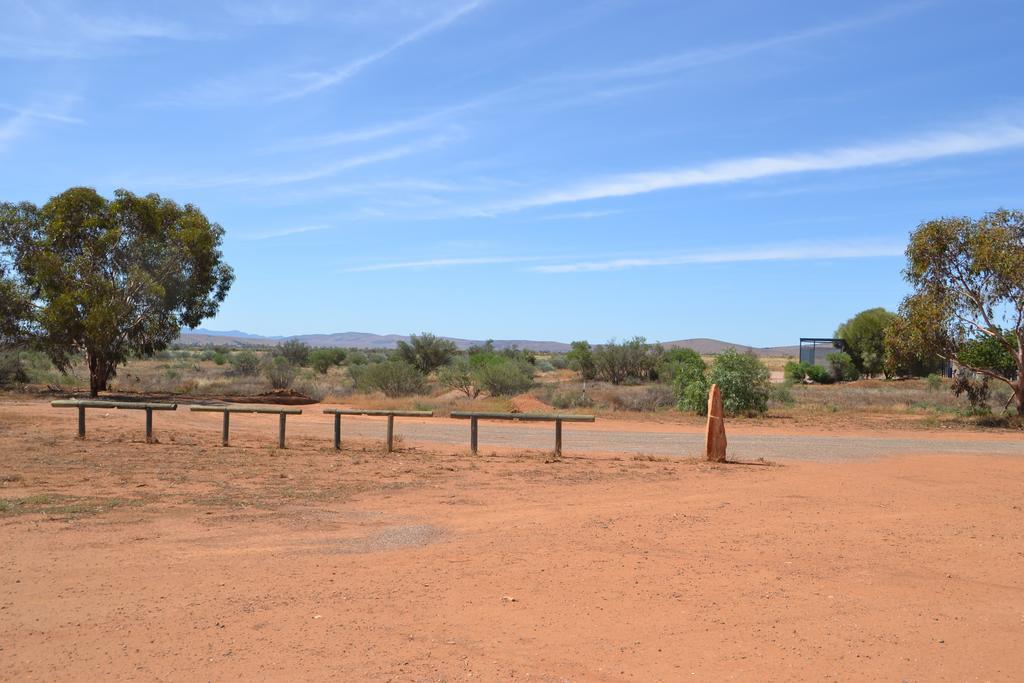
[335,418,1024,461]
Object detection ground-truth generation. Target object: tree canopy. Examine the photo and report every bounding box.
[0,187,234,395]
[835,307,896,376]
[396,332,457,375]
[893,209,1024,414]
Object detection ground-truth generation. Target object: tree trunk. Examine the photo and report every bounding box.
[86,351,111,398]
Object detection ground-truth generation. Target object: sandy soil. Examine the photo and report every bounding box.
[2,398,1024,680]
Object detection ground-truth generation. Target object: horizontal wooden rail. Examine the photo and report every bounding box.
[190,405,303,415]
[450,411,595,422]
[51,399,177,442]
[449,411,595,455]
[322,408,434,451]
[189,404,303,448]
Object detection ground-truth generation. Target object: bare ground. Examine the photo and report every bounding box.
[1,397,1023,680]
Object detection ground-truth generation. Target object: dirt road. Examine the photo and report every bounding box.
[3,397,1024,680]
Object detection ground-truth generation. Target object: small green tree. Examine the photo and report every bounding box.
[827,351,859,382]
[230,350,261,376]
[351,360,425,397]
[437,356,480,399]
[279,339,310,366]
[835,308,897,375]
[678,349,771,416]
[264,356,295,389]
[309,348,345,374]
[893,209,1024,414]
[397,332,457,374]
[473,357,534,396]
[0,188,233,396]
[566,340,596,380]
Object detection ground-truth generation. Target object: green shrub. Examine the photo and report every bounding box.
[230,350,261,376]
[200,349,215,361]
[0,351,28,385]
[278,339,311,366]
[264,357,295,389]
[784,360,835,384]
[474,358,534,396]
[550,388,594,409]
[549,355,569,370]
[679,348,771,416]
[926,373,943,392]
[309,348,346,374]
[827,351,860,382]
[657,348,704,384]
[350,360,425,397]
[770,382,795,405]
[437,357,479,399]
[211,351,228,365]
[396,333,457,374]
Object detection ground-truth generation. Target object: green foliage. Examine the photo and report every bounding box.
[308,348,346,374]
[958,333,1018,378]
[659,348,705,385]
[827,351,860,382]
[548,354,569,370]
[550,388,594,409]
[679,349,771,416]
[0,351,27,385]
[951,369,990,414]
[592,337,657,385]
[834,307,897,375]
[346,350,368,366]
[278,339,310,366]
[230,350,261,376]
[397,332,457,374]
[437,356,480,399]
[770,382,795,405]
[784,361,835,384]
[211,351,228,365]
[925,373,943,392]
[566,340,596,380]
[0,188,233,396]
[264,356,295,389]
[473,357,534,396]
[894,209,1024,412]
[351,360,426,397]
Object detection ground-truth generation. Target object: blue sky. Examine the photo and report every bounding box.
[2,0,1023,346]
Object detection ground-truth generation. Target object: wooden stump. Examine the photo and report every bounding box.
[705,383,727,462]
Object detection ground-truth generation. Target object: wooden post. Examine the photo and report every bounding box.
[278,413,287,449]
[554,419,562,456]
[470,416,478,454]
[386,414,395,453]
[77,405,86,439]
[333,414,341,450]
[145,408,154,443]
[222,412,230,446]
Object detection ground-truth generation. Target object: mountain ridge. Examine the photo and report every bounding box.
[178,329,799,357]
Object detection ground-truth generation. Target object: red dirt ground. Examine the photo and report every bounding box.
[1,397,1023,680]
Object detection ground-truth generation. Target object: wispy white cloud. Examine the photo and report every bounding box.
[161,1,483,107]
[533,242,904,274]
[344,255,547,272]
[559,3,928,86]
[538,209,622,221]
[277,1,484,100]
[242,224,332,240]
[133,135,451,189]
[341,240,905,274]
[0,99,82,151]
[0,2,203,59]
[485,119,1024,214]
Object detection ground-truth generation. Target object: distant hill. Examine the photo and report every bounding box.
[177,329,799,357]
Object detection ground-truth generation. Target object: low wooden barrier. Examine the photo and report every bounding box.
[190,404,303,448]
[449,411,596,456]
[322,409,433,452]
[51,399,178,442]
